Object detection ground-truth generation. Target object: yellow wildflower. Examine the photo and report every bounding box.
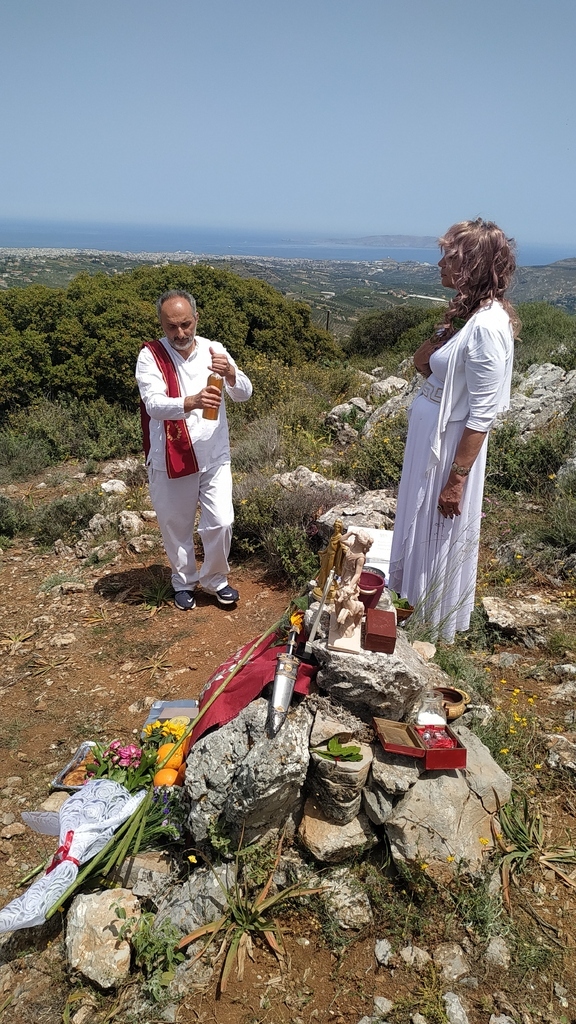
[187,855,197,864]
[446,855,455,863]
[420,862,429,871]
[534,763,542,770]
[479,837,490,846]
[499,748,509,755]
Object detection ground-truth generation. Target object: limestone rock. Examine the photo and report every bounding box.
[399,944,431,968]
[374,937,393,965]
[482,594,568,646]
[412,641,436,661]
[484,936,511,970]
[452,725,512,813]
[100,457,142,478]
[127,534,158,554]
[298,797,377,862]
[272,464,359,501]
[308,743,373,824]
[88,540,120,562]
[66,889,139,989]
[185,698,312,845]
[362,377,421,437]
[362,779,394,826]
[386,771,496,877]
[443,992,470,1024]
[155,863,236,935]
[545,733,576,772]
[505,363,576,436]
[370,744,422,795]
[100,479,128,494]
[53,539,74,557]
[60,581,86,594]
[319,866,373,930]
[50,632,77,648]
[118,510,145,538]
[311,629,443,723]
[433,942,470,982]
[111,850,174,899]
[374,996,395,1016]
[317,490,397,537]
[368,376,408,401]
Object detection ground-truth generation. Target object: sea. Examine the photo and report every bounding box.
[0,219,574,268]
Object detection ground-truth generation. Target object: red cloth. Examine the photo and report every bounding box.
[190,632,317,745]
[140,340,199,478]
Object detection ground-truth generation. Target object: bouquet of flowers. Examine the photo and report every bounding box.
[85,741,158,794]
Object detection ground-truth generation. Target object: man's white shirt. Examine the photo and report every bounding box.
[136,335,252,473]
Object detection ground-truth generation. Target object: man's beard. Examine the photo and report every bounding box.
[171,335,196,352]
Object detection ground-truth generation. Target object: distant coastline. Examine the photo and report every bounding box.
[0,219,575,267]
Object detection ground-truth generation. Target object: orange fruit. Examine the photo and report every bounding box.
[153,768,178,787]
[156,743,184,771]
[175,762,187,786]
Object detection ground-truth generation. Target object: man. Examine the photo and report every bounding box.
[136,289,252,610]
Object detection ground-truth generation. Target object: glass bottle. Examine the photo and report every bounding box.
[202,373,223,420]
[416,687,447,727]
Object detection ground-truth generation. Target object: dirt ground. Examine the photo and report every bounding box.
[1,471,576,1024]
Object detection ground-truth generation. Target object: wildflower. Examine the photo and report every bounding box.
[512,688,521,695]
[527,697,534,704]
[499,678,507,685]
[187,854,197,864]
[534,763,542,770]
[446,855,455,863]
[479,837,490,846]
[509,727,516,734]
[548,473,556,480]
[499,748,509,755]
[420,863,429,871]
[515,554,522,559]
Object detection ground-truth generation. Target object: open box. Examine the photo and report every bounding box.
[373,717,467,771]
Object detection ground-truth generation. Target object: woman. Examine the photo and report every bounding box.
[388,219,518,641]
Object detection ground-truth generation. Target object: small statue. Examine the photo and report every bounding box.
[333,528,373,639]
[313,518,343,602]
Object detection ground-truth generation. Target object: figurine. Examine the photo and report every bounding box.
[313,518,344,601]
[333,528,373,639]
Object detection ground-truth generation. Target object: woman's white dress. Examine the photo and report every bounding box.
[388,301,514,641]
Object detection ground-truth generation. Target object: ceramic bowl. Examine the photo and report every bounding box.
[433,686,471,721]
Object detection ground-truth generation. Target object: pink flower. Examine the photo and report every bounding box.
[118,744,142,768]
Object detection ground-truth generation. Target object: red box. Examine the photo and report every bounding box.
[372,717,467,770]
[363,609,396,654]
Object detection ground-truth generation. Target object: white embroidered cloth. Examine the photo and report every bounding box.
[0,779,145,933]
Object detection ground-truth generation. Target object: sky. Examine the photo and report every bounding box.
[1,0,575,244]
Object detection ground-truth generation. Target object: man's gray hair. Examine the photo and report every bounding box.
[156,290,197,318]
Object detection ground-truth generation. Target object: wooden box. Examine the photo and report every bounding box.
[373,717,467,771]
[363,608,396,654]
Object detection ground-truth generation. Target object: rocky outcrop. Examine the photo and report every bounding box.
[185,698,313,846]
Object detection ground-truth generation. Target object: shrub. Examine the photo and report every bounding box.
[232,474,349,586]
[337,413,408,489]
[486,415,575,494]
[0,399,142,481]
[32,491,104,546]
[515,302,576,371]
[344,305,438,357]
[0,496,30,537]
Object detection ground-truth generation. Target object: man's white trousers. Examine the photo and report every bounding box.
[147,462,233,594]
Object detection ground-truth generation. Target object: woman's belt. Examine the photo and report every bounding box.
[420,380,443,404]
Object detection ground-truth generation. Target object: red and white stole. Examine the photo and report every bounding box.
[140,340,199,478]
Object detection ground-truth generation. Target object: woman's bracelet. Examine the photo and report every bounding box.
[451,462,471,476]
